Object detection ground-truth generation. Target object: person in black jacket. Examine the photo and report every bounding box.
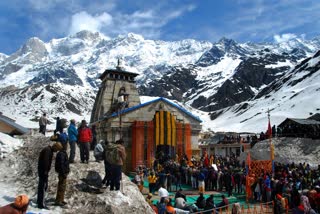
[195,192,206,209]
[37,142,63,209]
[56,117,63,133]
[204,194,215,214]
[54,147,70,206]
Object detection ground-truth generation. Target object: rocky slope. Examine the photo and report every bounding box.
[202,50,320,132]
[0,133,153,213]
[239,137,320,167]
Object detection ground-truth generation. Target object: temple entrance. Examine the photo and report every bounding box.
[131,110,192,171]
[156,145,175,164]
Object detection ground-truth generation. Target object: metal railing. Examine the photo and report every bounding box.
[190,201,276,214]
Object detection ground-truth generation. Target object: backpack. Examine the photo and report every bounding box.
[105,143,120,165]
[94,143,104,161]
[50,133,60,141]
[60,118,68,128]
[58,132,68,145]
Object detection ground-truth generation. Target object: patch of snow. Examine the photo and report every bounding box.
[264,60,292,68]
[0,132,23,159]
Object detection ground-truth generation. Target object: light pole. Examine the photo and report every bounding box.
[117,93,128,141]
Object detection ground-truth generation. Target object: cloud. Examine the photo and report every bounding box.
[216,0,320,42]
[273,33,297,43]
[67,3,196,39]
[165,4,196,20]
[69,11,113,35]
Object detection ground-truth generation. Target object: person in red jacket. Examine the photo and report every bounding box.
[78,120,92,164]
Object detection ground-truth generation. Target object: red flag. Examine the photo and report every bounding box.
[267,120,272,138]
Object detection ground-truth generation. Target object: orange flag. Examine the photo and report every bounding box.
[246,152,251,170]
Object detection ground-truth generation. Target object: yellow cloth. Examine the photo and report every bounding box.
[148,175,157,184]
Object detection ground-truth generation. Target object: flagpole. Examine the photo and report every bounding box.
[267,109,274,177]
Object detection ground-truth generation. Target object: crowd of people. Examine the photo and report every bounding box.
[134,151,320,214]
[0,114,319,213]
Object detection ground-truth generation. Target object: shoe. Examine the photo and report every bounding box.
[38,205,50,210]
[54,201,65,207]
[86,160,89,164]
[62,201,67,205]
[69,160,74,164]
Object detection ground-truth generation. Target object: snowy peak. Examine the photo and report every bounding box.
[0,53,7,62]
[0,31,319,132]
[196,37,250,67]
[3,37,48,65]
[123,32,145,43]
[216,37,246,55]
[71,30,103,41]
[21,37,47,55]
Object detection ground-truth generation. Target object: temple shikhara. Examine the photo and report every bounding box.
[90,61,202,172]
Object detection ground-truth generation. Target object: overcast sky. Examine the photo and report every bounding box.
[0,0,319,54]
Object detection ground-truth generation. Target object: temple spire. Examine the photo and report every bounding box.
[116,57,122,70]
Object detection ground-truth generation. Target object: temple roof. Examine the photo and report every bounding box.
[105,97,202,122]
[99,66,139,80]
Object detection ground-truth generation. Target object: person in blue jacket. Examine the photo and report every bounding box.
[58,128,68,151]
[67,119,78,163]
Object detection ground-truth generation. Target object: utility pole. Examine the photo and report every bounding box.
[267,108,274,176]
[118,94,128,140]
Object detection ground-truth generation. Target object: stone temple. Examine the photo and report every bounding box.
[90,61,202,172]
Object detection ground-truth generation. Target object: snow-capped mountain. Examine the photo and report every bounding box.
[199,50,320,132]
[0,30,319,132]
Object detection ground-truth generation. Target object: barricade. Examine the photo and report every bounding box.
[190,201,275,214]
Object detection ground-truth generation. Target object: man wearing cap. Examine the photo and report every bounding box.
[0,194,29,214]
[78,120,92,164]
[37,142,63,210]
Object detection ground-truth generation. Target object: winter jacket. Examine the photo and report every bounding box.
[0,203,28,214]
[196,195,206,209]
[56,118,62,132]
[116,144,126,166]
[68,123,78,142]
[38,146,54,177]
[104,143,126,165]
[39,116,48,126]
[78,126,92,143]
[58,132,68,145]
[198,172,205,181]
[55,150,70,176]
[204,197,215,211]
[264,176,271,191]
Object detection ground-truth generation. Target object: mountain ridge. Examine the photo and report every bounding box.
[0,30,319,132]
